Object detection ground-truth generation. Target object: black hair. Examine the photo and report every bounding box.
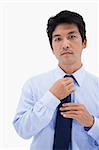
[46,10,86,49]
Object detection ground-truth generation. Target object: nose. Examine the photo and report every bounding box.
[62,38,70,50]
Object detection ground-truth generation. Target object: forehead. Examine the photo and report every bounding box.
[52,23,79,36]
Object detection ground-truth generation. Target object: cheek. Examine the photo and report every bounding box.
[52,45,61,54]
[53,43,60,49]
[53,49,59,56]
[73,42,83,51]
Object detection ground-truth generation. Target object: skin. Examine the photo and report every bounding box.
[49,23,94,127]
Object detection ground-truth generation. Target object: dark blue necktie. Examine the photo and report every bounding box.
[53,75,73,150]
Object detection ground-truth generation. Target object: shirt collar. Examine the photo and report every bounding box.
[72,66,86,87]
[54,65,86,87]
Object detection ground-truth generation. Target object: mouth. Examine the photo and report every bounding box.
[61,52,73,55]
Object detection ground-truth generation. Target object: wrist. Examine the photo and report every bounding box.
[89,115,95,128]
[84,116,94,131]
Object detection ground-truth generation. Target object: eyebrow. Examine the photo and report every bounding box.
[52,31,78,38]
[52,34,61,38]
[68,31,78,35]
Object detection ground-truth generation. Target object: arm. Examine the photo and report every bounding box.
[86,77,99,145]
[13,80,60,139]
[86,116,99,146]
[13,77,74,139]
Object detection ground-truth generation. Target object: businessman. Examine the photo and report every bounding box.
[13,10,99,150]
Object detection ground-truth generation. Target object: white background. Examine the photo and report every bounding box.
[0,0,99,150]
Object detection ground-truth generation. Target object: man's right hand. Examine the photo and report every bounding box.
[49,77,75,100]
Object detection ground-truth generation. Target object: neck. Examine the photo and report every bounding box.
[58,63,82,74]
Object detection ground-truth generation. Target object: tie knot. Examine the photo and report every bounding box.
[64,74,74,78]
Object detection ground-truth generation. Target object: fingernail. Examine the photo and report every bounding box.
[62,104,67,106]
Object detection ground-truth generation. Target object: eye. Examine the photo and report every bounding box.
[54,37,62,42]
[68,35,76,40]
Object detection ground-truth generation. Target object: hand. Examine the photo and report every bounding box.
[49,77,75,100]
[60,103,94,127]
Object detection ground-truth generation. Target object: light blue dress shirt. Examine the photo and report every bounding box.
[13,66,99,150]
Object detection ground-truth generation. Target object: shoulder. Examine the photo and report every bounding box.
[22,68,57,89]
[84,70,99,86]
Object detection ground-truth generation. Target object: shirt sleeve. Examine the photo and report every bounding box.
[86,117,99,146]
[85,77,99,146]
[13,80,60,139]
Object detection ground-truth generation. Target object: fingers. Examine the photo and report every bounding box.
[62,103,85,110]
[60,106,78,111]
[62,103,80,107]
[61,113,77,119]
[60,104,82,119]
[63,77,74,86]
[60,103,84,111]
[60,103,85,119]
[67,82,75,90]
[49,77,75,100]
[62,78,75,92]
[61,111,79,116]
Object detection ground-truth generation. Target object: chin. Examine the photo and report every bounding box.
[62,60,75,65]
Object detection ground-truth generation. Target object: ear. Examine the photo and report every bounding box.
[82,39,87,49]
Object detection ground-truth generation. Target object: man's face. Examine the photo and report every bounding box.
[52,23,87,66]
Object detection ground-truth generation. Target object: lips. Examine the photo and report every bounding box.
[61,51,73,55]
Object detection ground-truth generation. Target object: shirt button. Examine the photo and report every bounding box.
[94,140,98,146]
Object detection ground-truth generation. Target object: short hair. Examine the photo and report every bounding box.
[46,10,86,49]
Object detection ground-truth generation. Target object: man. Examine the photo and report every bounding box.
[13,10,99,150]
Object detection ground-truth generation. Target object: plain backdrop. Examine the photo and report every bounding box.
[0,1,99,150]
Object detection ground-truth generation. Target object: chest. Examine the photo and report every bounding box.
[74,86,99,116]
